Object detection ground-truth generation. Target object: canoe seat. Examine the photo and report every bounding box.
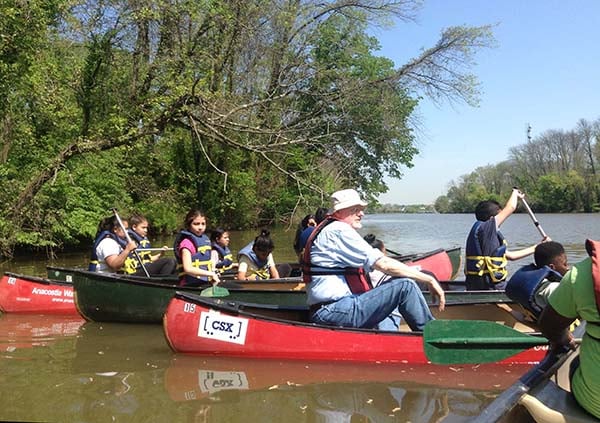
[494,302,538,331]
[519,381,597,423]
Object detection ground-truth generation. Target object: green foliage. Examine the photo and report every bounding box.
[532,172,586,212]
[0,1,493,255]
[438,116,600,214]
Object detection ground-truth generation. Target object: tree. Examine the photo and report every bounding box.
[0,0,496,256]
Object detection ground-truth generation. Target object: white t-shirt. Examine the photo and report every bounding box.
[95,237,122,272]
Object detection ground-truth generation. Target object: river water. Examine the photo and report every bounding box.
[1,213,598,422]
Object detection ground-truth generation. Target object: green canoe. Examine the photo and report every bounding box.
[72,268,509,324]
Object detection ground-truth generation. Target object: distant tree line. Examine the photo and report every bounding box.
[0,0,495,257]
[434,118,600,213]
[370,204,437,213]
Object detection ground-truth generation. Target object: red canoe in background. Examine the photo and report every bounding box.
[401,247,460,282]
[0,272,78,314]
[163,292,546,365]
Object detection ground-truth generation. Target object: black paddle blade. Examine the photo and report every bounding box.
[424,319,549,365]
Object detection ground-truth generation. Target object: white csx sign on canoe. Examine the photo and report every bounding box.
[198,310,249,345]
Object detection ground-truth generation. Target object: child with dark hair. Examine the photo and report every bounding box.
[295,207,331,262]
[210,227,237,272]
[506,241,569,319]
[465,188,548,290]
[173,209,219,286]
[237,229,280,280]
[89,216,137,273]
[126,213,176,276]
[363,233,385,254]
[293,214,316,257]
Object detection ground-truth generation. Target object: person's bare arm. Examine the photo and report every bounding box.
[270,265,280,279]
[105,240,137,271]
[373,256,445,311]
[237,261,249,280]
[494,189,522,227]
[505,235,551,261]
[181,248,220,283]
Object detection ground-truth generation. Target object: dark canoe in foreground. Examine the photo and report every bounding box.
[163,291,545,364]
[476,323,597,423]
[72,269,511,324]
[0,272,79,315]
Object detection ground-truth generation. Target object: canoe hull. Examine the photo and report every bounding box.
[73,270,513,324]
[163,293,547,364]
[0,272,78,314]
[402,247,460,281]
[73,270,309,323]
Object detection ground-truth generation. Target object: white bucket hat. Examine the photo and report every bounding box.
[331,189,368,212]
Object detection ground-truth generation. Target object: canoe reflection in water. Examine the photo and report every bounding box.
[165,356,529,422]
[172,379,491,423]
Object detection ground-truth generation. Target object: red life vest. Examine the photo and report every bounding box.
[302,217,372,294]
[585,239,600,312]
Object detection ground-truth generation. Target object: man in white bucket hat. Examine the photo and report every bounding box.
[302,189,445,331]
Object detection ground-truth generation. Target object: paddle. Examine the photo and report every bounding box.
[112,208,150,277]
[137,247,174,252]
[514,187,548,238]
[424,319,573,365]
[200,284,230,297]
[385,247,404,256]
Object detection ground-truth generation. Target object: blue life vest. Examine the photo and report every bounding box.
[212,243,234,271]
[238,242,271,280]
[88,231,127,271]
[174,230,213,286]
[506,264,563,317]
[465,220,508,284]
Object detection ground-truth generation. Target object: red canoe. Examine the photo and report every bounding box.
[0,272,78,314]
[163,292,546,364]
[400,247,460,281]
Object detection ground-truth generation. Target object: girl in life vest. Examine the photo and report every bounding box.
[210,227,237,273]
[125,213,176,276]
[237,229,280,280]
[173,209,219,287]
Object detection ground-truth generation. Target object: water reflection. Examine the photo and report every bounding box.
[164,356,533,422]
[0,313,84,352]
[165,356,527,402]
[167,377,495,422]
[0,314,517,422]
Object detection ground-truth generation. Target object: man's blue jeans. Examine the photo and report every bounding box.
[310,277,434,331]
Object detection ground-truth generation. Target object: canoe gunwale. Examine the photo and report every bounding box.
[171,290,539,338]
[3,271,74,288]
